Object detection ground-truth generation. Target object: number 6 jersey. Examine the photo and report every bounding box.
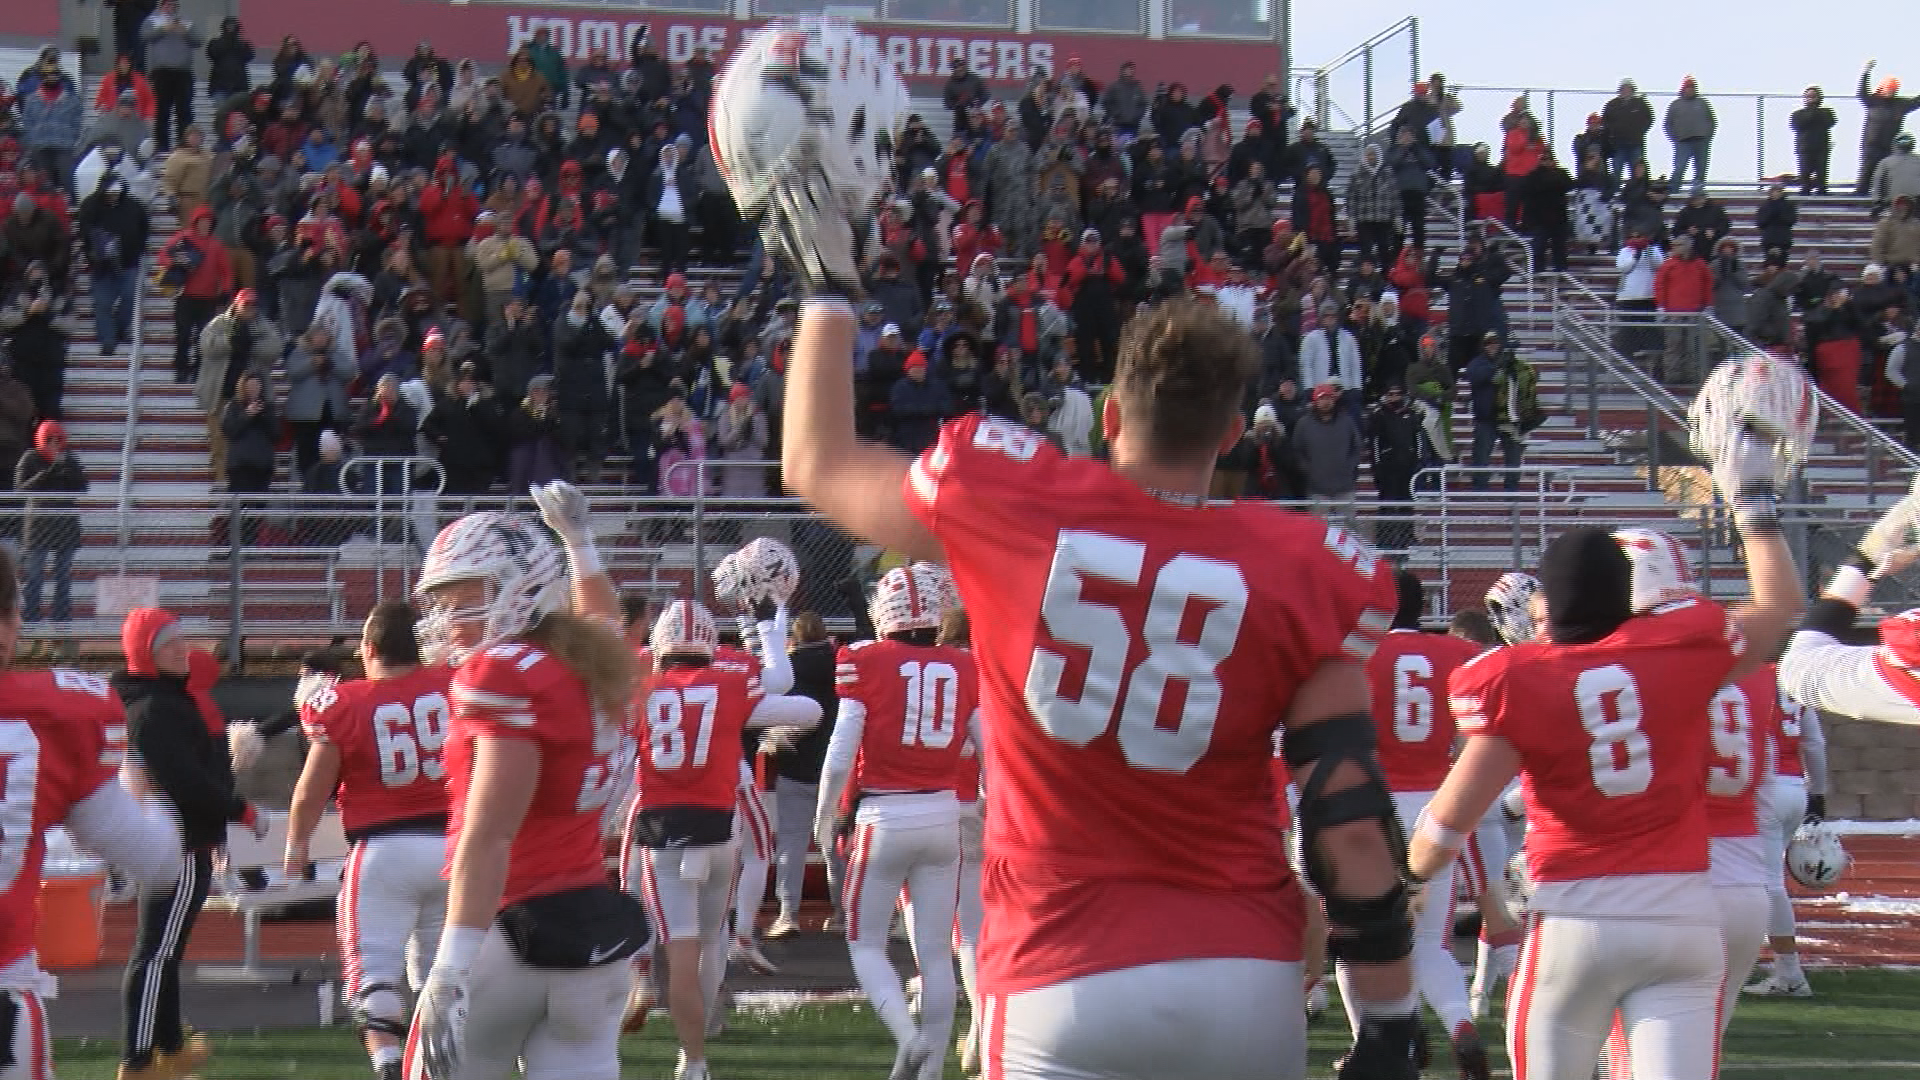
[1448,596,1744,918]
[905,413,1396,997]
[301,666,455,840]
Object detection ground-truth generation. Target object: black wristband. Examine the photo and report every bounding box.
[1849,549,1878,576]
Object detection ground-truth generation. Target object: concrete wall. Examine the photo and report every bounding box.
[1824,714,1920,821]
[59,0,235,75]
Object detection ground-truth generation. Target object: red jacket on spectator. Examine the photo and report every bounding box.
[1059,247,1124,310]
[943,154,970,205]
[951,213,1001,277]
[169,207,235,299]
[1502,127,1544,179]
[419,157,479,249]
[296,210,349,264]
[93,70,156,122]
[1388,248,1431,322]
[261,118,307,163]
[20,172,68,230]
[1654,253,1713,312]
[330,180,364,229]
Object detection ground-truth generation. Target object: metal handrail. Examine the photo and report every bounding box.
[1305,16,1418,136]
[113,254,145,568]
[339,455,447,496]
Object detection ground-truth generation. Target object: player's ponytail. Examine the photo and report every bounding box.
[522,612,635,723]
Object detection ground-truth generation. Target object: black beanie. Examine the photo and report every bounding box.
[1393,568,1425,630]
[1541,527,1632,645]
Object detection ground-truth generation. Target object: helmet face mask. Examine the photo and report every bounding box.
[414,512,567,666]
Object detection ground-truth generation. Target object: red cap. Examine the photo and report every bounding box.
[1311,382,1339,402]
[666,271,686,291]
[34,420,65,455]
[233,287,256,307]
[1186,195,1205,212]
[423,329,445,351]
[904,350,929,372]
[729,382,751,403]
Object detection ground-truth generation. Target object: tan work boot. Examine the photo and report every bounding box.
[154,1031,212,1078]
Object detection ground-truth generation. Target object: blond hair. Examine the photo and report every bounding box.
[937,609,970,647]
[521,613,636,721]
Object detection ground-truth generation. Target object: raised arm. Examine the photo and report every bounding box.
[531,481,618,624]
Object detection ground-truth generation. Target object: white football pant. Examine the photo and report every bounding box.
[844,819,960,1079]
[1757,776,1808,938]
[634,841,738,1022]
[1337,790,1473,1035]
[414,924,631,1080]
[339,833,449,1007]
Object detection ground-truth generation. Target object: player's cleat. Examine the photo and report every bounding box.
[621,976,659,1033]
[1742,971,1813,997]
[376,1060,402,1080]
[1304,977,1327,1021]
[764,913,801,939]
[821,913,844,935]
[889,1031,932,1080]
[730,935,779,975]
[675,1052,712,1080]
[155,1031,212,1078]
[958,1023,980,1076]
[1452,1021,1492,1080]
[1468,947,1517,1020]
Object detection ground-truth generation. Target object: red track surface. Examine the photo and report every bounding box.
[60,836,1920,978]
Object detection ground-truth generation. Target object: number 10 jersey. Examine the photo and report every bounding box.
[905,413,1396,996]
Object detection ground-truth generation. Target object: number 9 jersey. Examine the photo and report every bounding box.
[904,413,1396,997]
[1448,596,1744,916]
[301,667,455,838]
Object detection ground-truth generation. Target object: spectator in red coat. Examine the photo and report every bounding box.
[950,200,1002,282]
[163,205,234,384]
[1653,235,1714,385]
[1062,227,1126,381]
[417,152,477,308]
[1388,245,1433,337]
[1501,119,1546,225]
[94,54,156,123]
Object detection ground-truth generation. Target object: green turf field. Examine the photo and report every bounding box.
[49,969,1920,1078]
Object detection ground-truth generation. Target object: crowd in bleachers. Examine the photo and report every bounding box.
[6,20,1920,541]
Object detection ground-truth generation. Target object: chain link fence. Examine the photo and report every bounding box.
[5,485,1915,664]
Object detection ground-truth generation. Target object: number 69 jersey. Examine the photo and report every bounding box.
[905,413,1396,997]
[1448,596,1744,916]
[300,667,455,838]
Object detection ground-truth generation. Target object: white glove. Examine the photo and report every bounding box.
[1860,476,1920,568]
[761,154,862,300]
[530,481,592,547]
[411,965,471,1080]
[759,725,809,754]
[1711,428,1782,535]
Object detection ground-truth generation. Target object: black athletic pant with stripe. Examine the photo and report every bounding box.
[122,849,212,1067]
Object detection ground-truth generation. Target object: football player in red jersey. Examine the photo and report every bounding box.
[1350,570,1490,1078]
[0,551,182,1080]
[776,225,1419,1080]
[817,564,981,1080]
[932,602,989,1073]
[1743,687,1826,998]
[285,603,452,1080]
[404,483,646,1080]
[630,600,821,1080]
[1409,481,1803,1080]
[1595,529,1781,1079]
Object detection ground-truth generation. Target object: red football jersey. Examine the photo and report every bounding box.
[1450,597,1742,885]
[1705,664,1775,839]
[301,666,455,834]
[905,413,1394,995]
[444,643,637,909]
[1770,679,1813,779]
[1366,631,1486,792]
[638,661,762,813]
[0,670,125,967]
[836,640,979,795]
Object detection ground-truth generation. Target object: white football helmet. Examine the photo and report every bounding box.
[651,599,719,660]
[1613,527,1698,613]
[738,537,801,607]
[911,561,960,620]
[710,17,909,224]
[1485,572,1543,646]
[1688,351,1818,491]
[710,550,747,609]
[1786,821,1850,889]
[871,564,944,638]
[415,512,567,666]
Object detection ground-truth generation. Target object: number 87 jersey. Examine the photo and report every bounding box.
[1449,596,1744,904]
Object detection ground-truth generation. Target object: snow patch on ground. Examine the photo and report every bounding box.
[729,990,867,1013]
[1828,819,1920,837]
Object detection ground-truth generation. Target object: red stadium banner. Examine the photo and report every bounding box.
[4,0,62,39]
[236,0,1281,97]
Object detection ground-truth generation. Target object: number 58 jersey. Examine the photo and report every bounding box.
[301,666,455,837]
[1449,596,1744,915]
[905,413,1396,996]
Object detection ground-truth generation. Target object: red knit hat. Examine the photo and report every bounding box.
[121,608,181,677]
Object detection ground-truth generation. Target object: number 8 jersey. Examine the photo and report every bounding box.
[301,666,455,839]
[905,413,1396,997]
[1449,596,1744,915]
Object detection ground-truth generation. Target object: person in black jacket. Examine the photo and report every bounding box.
[114,607,267,1079]
[1792,86,1837,196]
[14,419,86,637]
[205,18,254,101]
[77,176,150,356]
[424,363,505,495]
[766,610,841,938]
[1367,384,1425,551]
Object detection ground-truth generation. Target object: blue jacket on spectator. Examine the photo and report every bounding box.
[359,343,418,387]
[889,369,952,457]
[1466,351,1498,424]
[20,86,83,153]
